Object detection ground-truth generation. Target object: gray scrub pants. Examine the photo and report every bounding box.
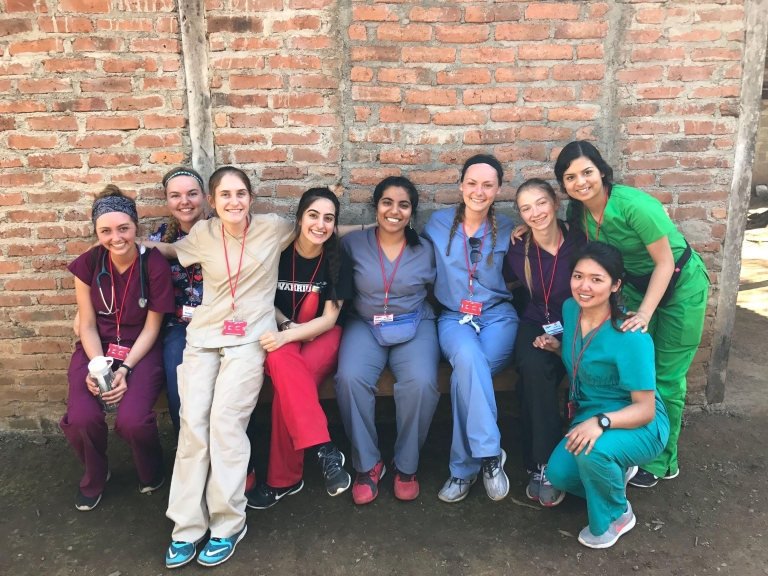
[335,316,440,475]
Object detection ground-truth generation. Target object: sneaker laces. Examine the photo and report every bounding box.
[393,464,415,482]
[449,476,473,486]
[318,447,342,479]
[481,456,500,477]
[539,464,552,487]
[357,465,380,483]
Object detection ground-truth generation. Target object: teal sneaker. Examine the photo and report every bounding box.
[166,540,196,569]
[197,525,247,567]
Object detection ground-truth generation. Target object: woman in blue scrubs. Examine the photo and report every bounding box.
[423,154,519,503]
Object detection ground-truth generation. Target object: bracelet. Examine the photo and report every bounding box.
[118,363,133,377]
[279,320,292,331]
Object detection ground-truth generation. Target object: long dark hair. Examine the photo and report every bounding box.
[296,187,342,308]
[570,241,628,331]
[515,178,559,298]
[447,154,503,265]
[373,176,422,247]
[161,166,205,243]
[554,141,614,230]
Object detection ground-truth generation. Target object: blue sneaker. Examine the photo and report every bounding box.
[166,540,196,569]
[197,525,247,567]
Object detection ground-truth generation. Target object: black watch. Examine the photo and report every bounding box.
[596,413,611,431]
[118,363,133,378]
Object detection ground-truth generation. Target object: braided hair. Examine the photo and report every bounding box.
[570,241,628,331]
[295,187,342,309]
[161,166,205,243]
[446,154,502,265]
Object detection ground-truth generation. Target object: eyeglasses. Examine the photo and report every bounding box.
[468,237,482,264]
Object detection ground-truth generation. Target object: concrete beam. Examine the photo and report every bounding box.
[707,0,768,403]
[178,0,215,189]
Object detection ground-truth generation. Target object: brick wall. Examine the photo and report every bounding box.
[0,0,746,429]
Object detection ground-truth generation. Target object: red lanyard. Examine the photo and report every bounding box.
[584,192,609,242]
[462,220,488,297]
[533,228,562,323]
[291,242,323,321]
[177,227,197,285]
[569,309,611,399]
[109,253,138,344]
[223,219,249,318]
[376,229,406,314]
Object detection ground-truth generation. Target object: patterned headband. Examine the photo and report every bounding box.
[92,196,139,225]
[163,170,205,190]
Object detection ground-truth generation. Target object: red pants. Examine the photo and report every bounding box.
[264,326,342,488]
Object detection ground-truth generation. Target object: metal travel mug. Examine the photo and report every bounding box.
[88,356,119,413]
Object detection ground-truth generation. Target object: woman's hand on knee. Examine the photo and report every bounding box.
[101,370,128,404]
[565,417,603,456]
[259,330,288,353]
[85,374,101,397]
[533,334,561,354]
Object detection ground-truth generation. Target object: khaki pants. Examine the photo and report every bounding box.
[166,342,265,542]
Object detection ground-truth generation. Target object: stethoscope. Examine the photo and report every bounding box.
[96,244,147,314]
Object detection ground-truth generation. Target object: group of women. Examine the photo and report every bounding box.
[60,140,708,565]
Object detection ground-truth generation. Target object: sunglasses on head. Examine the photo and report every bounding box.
[468,237,482,264]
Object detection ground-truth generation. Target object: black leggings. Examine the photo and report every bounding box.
[514,321,567,472]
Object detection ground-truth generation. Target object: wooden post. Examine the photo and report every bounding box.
[178,0,215,188]
[707,0,768,403]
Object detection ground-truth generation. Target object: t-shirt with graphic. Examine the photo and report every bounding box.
[149,222,204,329]
[274,242,354,327]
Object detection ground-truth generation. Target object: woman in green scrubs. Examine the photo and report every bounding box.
[553,141,709,488]
[535,242,669,548]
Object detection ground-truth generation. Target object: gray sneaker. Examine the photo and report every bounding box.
[438,476,477,503]
[578,501,636,549]
[525,469,541,501]
[481,449,509,501]
[625,466,639,489]
[538,466,565,507]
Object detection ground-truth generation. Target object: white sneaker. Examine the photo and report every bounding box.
[578,502,636,549]
[438,476,477,503]
[481,449,509,501]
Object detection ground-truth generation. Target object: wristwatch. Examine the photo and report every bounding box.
[118,363,133,378]
[596,413,611,431]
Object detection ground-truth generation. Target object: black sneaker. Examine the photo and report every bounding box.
[75,470,110,511]
[317,445,351,497]
[246,480,303,510]
[139,469,166,494]
[627,468,659,488]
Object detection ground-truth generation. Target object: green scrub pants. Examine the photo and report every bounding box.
[547,418,669,536]
[624,262,709,478]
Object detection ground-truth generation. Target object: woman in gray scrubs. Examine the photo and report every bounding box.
[335,176,440,505]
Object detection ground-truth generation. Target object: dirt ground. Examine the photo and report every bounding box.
[1,229,767,576]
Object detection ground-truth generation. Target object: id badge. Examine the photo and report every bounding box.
[567,401,577,419]
[182,305,196,320]
[222,320,247,336]
[373,314,394,326]
[543,321,564,336]
[106,343,131,361]
[460,299,483,316]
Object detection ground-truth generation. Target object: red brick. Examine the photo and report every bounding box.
[230,113,282,128]
[350,47,399,62]
[691,49,741,62]
[402,47,456,63]
[0,192,23,205]
[714,138,733,150]
[273,15,320,32]
[667,65,716,82]
[0,100,43,114]
[463,88,517,105]
[231,0,282,8]
[622,139,657,154]
[523,86,574,102]
[660,173,711,187]
[663,102,717,116]
[262,166,308,180]
[289,75,338,89]
[272,93,323,108]
[489,107,543,122]
[494,145,547,162]
[696,8,743,22]
[350,168,401,185]
[4,278,57,291]
[0,18,33,36]
[102,58,157,73]
[631,47,686,62]
[437,69,491,85]
[408,169,459,185]
[96,18,152,31]
[142,77,177,90]
[660,138,711,153]
[519,126,572,142]
[287,113,337,127]
[144,114,186,129]
[0,262,22,274]
[6,0,48,11]
[352,86,401,103]
[627,122,679,135]
[221,94,269,109]
[626,157,677,171]
[60,0,109,11]
[548,106,597,122]
[380,107,430,124]
[636,8,663,24]
[38,16,92,33]
[623,174,656,188]
[230,38,280,51]
[68,134,120,149]
[118,0,175,9]
[212,56,265,69]
[578,44,604,59]
[110,95,164,111]
[461,47,515,64]
[380,150,431,165]
[72,37,122,52]
[465,5,520,23]
[618,104,658,118]
[234,149,288,163]
[7,135,57,149]
[526,3,580,20]
[292,149,339,163]
[290,36,330,50]
[684,121,731,135]
[496,24,549,41]
[463,128,516,145]
[88,153,141,167]
[52,98,107,114]
[590,3,609,18]
[269,55,321,70]
[690,86,739,99]
[378,68,430,85]
[377,24,432,42]
[405,89,457,106]
[0,116,14,130]
[0,294,35,307]
[626,30,662,44]
[496,67,549,83]
[637,86,686,99]
[670,29,721,42]
[85,116,140,130]
[0,173,44,187]
[435,25,490,44]
[353,5,396,22]
[18,79,71,94]
[28,190,80,203]
[208,15,262,33]
[519,44,572,60]
[616,66,664,83]
[9,39,63,55]
[129,39,179,53]
[555,22,609,39]
[553,64,604,81]
[81,78,132,93]
[409,7,461,23]
[0,62,33,75]
[348,24,366,41]
[724,65,741,80]
[29,153,82,168]
[229,74,283,89]
[43,58,96,73]
[433,111,486,126]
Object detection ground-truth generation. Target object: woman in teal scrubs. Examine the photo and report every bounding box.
[554,141,709,488]
[535,242,669,549]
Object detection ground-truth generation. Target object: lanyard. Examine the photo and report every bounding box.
[291,243,323,321]
[533,228,562,323]
[177,227,197,286]
[569,309,611,400]
[462,220,488,299]
[376,229,406,314]
[584,192,609,242]
[109,253,138,344]
[222,219,249,318]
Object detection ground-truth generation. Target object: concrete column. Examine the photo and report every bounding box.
[707,0,768,403]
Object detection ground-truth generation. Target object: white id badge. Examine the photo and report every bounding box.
[373,314,394,326]
[543,321,564,336]
[182,305,196,320]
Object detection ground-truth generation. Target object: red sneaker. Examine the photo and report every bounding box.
[352,460,386,505]
[245,471,256,493]
[393,463,419,501]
